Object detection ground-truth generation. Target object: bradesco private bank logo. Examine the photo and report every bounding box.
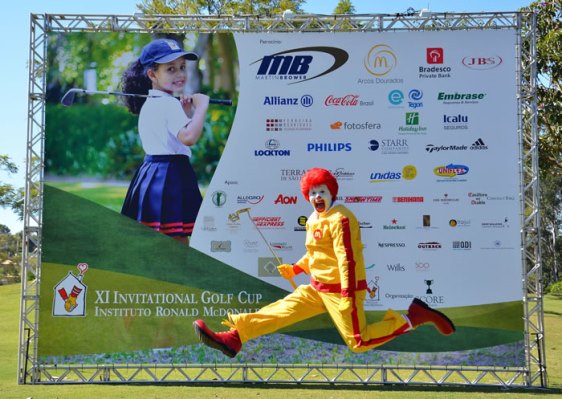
[252,46,349,84]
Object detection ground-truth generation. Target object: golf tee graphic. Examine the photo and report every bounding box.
[53,263,88,317]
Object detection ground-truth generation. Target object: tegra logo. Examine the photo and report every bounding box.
[252,46,349,84]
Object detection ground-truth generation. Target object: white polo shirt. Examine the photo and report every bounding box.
[138,89,192,157]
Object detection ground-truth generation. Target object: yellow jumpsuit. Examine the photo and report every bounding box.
[226,204,409,352]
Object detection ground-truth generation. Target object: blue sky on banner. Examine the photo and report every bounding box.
[0,0,533,232]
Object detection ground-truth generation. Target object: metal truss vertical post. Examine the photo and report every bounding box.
[18,13,47,384]
[518,11,547,387]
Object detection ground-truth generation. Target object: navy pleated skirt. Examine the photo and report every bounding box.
[121,154,202,237]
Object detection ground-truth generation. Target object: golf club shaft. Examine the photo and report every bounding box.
[62,88,232,106]
[244,210,297,290]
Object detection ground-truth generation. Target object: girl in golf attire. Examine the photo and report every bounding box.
[121,39,209,243]
[194,168,456,358]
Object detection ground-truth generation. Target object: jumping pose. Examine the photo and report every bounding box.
[193,168,455,357]
[121,38,209,243]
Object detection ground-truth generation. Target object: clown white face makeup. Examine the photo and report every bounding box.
[309,184,333,213]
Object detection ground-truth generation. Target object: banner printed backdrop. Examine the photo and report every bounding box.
[192,30,522,310]
[39,29,524,364]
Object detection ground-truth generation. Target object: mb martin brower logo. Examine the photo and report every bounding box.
[53,263,88,317]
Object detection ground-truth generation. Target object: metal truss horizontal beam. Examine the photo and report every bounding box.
[34,12,525,33]
[34,363,529,387]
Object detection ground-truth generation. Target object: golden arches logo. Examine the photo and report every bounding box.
[364,44,397,76]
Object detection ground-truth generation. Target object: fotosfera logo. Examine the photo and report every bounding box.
[252,46,349,84]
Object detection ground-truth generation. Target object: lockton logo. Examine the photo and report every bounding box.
[252,46,349,85]
[364,44,397,76]
[53,263,88,317]
[462,55,503,70]
[427,48,444,64]
[255,139,291,157]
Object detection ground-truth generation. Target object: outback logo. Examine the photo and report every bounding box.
[418,242,442,249]
[462,55,503,70]
[433,164,469,177]
[263,95,313,107]
[237,195,265,205]
[307,142,351,152]
[252,46,349,84]
[364,44,397,76]
[53,263,88,317]
[255,139,291,157]
[408,89,423,108]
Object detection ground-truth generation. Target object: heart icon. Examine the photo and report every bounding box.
[77,263,89,274]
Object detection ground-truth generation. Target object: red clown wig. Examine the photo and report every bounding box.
[300,168,339,201]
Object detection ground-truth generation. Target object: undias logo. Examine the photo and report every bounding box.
[252,46,349,84]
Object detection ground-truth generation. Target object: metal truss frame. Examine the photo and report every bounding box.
[19,11,545,387]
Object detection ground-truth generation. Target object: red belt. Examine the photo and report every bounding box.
[310,277,368,296]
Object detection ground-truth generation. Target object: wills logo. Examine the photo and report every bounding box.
[53,263,88,317]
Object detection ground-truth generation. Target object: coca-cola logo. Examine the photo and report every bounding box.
[325,94,359,106]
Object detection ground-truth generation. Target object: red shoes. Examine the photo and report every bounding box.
[407,298,456,336]
[193,319,242,358]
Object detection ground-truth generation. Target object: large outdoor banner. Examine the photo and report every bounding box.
[40,29,524,367]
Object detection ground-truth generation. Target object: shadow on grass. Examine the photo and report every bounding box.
[100,382,562,394]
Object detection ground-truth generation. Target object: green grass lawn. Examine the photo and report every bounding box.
[1,283,561,399]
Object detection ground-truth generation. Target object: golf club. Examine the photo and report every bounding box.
[61,88,233,107]
[228,208,297,290]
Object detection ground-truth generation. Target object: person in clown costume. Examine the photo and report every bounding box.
[193,168,455,358]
